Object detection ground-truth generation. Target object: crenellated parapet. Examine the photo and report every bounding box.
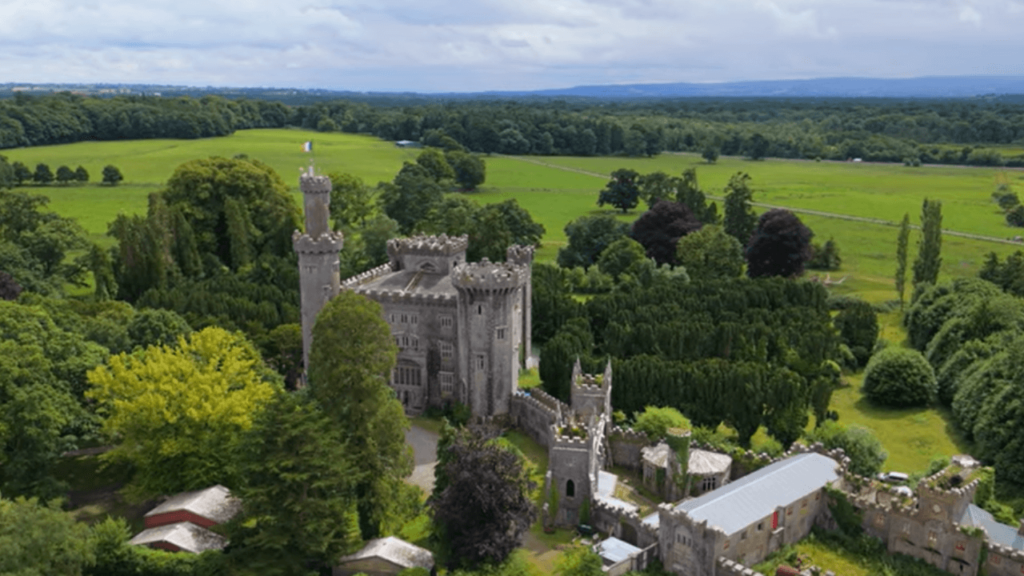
[610,426,650,444]
[506,244,536,265]
[341,263,393,289]
[349,288,457,307]
[717,558,767,576]
[292,229,345,254]
[452,259,527,294]
[986,542,1024,564]
[387,234,469,259]
[299,173,331,195]
[593,496,640,520]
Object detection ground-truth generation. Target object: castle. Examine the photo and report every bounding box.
[293,170,533,417]
[293,170,1024,576]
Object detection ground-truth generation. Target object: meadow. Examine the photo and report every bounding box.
[7,128,1019,472]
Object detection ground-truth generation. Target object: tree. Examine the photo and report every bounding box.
[12,161,31,186]
[33,163,54,185]
[416,148,456,183]
[308,291,413,538]
[746,133,769,160]
[446,150,486,191]
[834,300,879,367]
[101,165,123,186]
[431,426,536,568]
[597,237,647,280]
[0,156,13,190]
[74,166,89,183]
[675,225,744,281]
[630,200,703,266]
[675,168,719,224]
[702,145,719,164]
[557,215,630,269]
[0,494,95,576]
[0,190,90,294]
[862,347,936,408]
[807,238,841,271]
[912,198,943,289]
[638,171,675,207]
[227,392,362,575]
[55,165,75,185]
[895,213,910,306]
[125,308,191,350]
[805,422,888,476]
[555,544,604,576]
[597,168,641,213]
[1008,205,1024,228]
[86,327,280,500]
[258,323,304,390]
[745,209,813,278]
[380,162,445,234]
[328,172,376,228]
[632,406,691,440]
[0,271,21,301]
[722,172,756,246]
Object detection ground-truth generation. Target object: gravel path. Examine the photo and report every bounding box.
[405,422,439,494]
[502,155,1024,247]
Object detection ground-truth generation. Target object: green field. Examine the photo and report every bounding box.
[7,129,1016,473]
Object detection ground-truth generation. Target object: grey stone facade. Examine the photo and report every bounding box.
[295,172,533,417]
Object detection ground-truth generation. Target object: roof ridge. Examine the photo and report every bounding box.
[680,453,818,515]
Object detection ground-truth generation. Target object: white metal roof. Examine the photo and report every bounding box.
[129,522,226,554]
[144,485,241,525]
[674,452,840,536]
[337,536,434,570]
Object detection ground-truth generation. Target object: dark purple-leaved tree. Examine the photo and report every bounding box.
[630,200,703,266]
[746,209,814,278]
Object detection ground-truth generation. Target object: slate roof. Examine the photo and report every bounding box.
[688,449,732,476]
[960,504,1024,551]
[145,485,241,525]
[596,537,642,565]
[129,522,226,554]
[674,452,841,536]
[355,269,457,297]
[337,536,434,571]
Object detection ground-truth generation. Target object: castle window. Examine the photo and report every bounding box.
[395,336,400,347]
[440,341,454,360]
[701,476,717,492]
[411,336,419,351]
[478,305,483,315]
[401,336,409,348]
[757,522,764,532]
[566,479,575,498]
[496,327,507,340]
[741,530,747,540]
[476,355,485,370]
[394,364,421,387]
[440,372,454,395]
[401,314,408,324]
[389,313,396,324]
[440,315,453,328]
[411,314,418,325]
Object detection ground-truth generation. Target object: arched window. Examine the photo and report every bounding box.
[566,479,575,498]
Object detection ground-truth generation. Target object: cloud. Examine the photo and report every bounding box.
[0,0,1021,91]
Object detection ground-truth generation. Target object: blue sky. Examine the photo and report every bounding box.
[1,0,1022,92]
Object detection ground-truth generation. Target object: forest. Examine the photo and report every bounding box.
[2,92,1024,166]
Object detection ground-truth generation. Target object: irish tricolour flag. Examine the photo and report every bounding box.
[301,141,313,152]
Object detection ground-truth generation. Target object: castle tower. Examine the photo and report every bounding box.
[293,171,344,371]
[506,245,535,368]
[451,258,528,417]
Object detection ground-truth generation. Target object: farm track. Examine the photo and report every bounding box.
[502,155,1024,247]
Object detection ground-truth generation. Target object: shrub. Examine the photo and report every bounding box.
[805,421,888,477]
[834,300,879,368]
[862,347,936,407]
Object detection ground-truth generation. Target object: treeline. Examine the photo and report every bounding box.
[0,92,289,147]
[4,93,1024,166]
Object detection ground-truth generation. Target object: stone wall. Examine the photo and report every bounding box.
[609,426,649,470]
[508,389,564,449]
[715,558,766,576]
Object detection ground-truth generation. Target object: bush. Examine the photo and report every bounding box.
[834,300,879,368]
[805,421,888,477]
[863,347,936,407]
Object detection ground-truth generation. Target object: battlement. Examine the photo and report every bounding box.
[610,426,650,444]
[506,244,536,265]
[572,372,604,391]
[551,425,592,448]
[292,230,344,254]
[388,234,468,260]
[341,263,393,289]
[299,173,332,195]
[512,390,560,420]
[593,495,641,521]
[717,558,766,576]
[452,259,527,292]
[916,466,981,500]
[350,287,457,306]
[660,503,728,538]
[986,542,1024,562]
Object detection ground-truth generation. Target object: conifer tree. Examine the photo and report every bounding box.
[912,199,943,289]
[895,212,910,306]
[723,172,756,247]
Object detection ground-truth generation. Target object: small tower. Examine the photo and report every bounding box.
[451,258,528,417]
[293,171,344,371]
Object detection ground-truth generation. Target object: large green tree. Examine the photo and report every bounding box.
[557,215,630,269]
[675,225,744,281]
[308,291,414,538]
[597,168,641,213]
[722,172,757,247]
[227,392,363,575]
[0,494,95,576]
[86,327,280,500]
[912,199,943,289]
[630,200,702,266]
[745,209,813,279]
[380,162,445,234]
[0,190,90,294]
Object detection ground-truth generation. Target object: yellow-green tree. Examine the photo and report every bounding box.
[87,327,280,500]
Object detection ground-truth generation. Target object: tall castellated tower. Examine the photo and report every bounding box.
[451,258,528,417]
[506,245,535,368]
[292,171,344,371]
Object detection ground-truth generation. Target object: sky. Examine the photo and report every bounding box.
[1,0,1023,93]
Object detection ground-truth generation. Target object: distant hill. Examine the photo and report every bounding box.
[5,76,1024,101]
[472,76,1024,99]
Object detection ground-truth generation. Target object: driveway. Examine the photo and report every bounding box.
[405,422,439,494]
